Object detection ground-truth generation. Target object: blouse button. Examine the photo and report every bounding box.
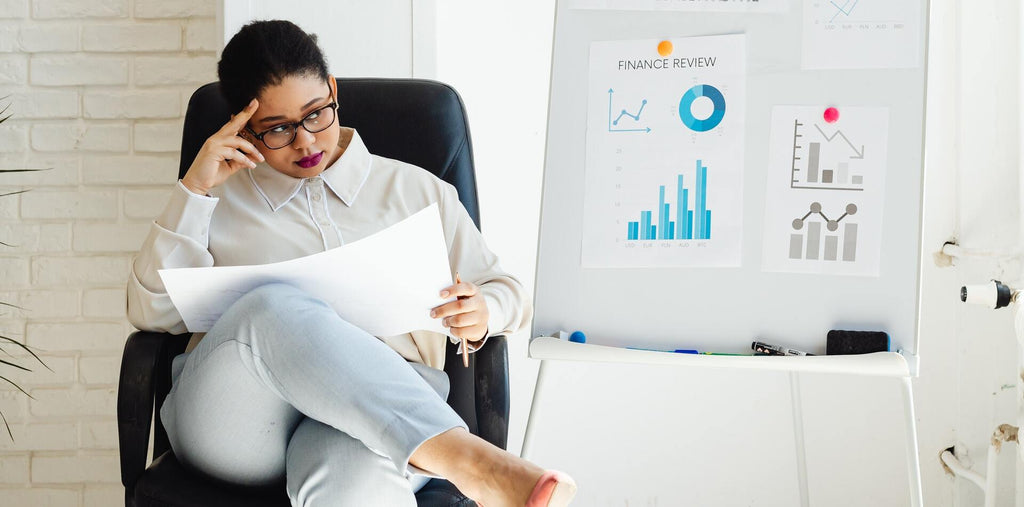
[312,193,322,202]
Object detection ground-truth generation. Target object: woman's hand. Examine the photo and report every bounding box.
[180,99,265,196]
[431,280,489,343]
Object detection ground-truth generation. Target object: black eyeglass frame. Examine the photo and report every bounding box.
[245,101,339,150]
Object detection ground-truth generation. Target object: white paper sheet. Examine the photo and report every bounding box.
[802,0,923,69]
[761,106,889,277]
[581,34,746,268]
[158,203,456,335]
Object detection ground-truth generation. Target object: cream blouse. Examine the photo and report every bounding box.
[127,128,532,370]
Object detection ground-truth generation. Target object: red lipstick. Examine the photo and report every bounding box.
[297,151,324,169]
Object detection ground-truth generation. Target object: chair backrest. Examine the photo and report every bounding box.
[179,78,481,229]
[171,78,499,449]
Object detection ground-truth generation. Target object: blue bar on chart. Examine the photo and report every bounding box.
[626,162,713,241]
[675,175,685,240]
[658,186,667,240]
[694,160,708,240]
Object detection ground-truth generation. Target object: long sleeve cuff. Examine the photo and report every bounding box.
[449,329,488,354]
[157,180,219,247]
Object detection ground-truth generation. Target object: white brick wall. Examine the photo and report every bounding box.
[0,1,218,501]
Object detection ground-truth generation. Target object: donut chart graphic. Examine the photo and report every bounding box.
[679,84,726,132]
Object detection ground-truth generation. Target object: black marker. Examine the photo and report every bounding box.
[751,341,814,356]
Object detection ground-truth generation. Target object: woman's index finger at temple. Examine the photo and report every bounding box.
[222,98,260,134]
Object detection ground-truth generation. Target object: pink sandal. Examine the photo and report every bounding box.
[525,470,577,507]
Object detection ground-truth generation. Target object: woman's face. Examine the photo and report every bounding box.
[244,74,341,179]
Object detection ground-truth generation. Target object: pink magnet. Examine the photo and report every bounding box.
[823,107,840,123]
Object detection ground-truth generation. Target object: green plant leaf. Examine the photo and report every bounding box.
[0,409,11,441]
[0,301,26,311]
[0,334,51,372]
[0,358,31,373]
[0,374,32,399]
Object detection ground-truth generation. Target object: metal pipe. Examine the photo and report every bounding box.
[941,449,986,491]
[940,425,1018,507]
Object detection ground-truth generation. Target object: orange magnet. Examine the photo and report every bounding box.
[657,40,673,57]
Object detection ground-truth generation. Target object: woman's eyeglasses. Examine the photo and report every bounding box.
[246,102,338,150]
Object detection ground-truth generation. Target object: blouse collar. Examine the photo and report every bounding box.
[247,127,373,211]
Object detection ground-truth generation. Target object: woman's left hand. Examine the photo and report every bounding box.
[431,280,489,343]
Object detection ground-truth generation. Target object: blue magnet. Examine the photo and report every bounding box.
[569,331,587,343]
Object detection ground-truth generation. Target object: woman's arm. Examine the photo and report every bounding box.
[435,182,534,349]
[127,100,264,332]
[126,182,219,333]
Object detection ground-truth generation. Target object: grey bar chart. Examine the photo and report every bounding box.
[789,202,859,262]
[789,119,866,191]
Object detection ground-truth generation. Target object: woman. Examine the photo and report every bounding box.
[127,20,576,507]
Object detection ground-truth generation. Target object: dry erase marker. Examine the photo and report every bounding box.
[751,341,814,356]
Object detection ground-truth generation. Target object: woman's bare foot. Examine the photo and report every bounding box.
[410,427,561,506]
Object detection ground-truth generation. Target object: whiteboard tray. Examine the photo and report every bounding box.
[530,336,914,377]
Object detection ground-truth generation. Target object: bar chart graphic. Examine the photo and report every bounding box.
[790,119,866,191]
[627,160,712,241]
[583,35,745,268]
[789,202,859,262]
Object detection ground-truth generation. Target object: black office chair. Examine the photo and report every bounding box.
[117,78,510,507]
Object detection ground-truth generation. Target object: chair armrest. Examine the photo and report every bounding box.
[473,335,509,450]
[117,331,184,490]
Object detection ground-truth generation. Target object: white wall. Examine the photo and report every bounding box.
[221,0,436,78]
[914,1,1023,506]
[434,0,555,459]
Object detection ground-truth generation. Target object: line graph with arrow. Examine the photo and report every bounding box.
[789,116,871,191]
[607,89,651,133]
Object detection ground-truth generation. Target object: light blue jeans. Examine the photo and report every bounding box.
[158,283,468,505]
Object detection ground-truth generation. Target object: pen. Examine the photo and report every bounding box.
[456,273,469,368]
[751,341,814,356]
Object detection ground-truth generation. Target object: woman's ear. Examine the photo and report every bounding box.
[328,74,338,102]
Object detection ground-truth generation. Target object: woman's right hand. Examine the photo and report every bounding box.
[180,98,265,196]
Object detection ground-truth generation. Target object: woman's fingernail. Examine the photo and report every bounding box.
[440,291,449,298]
[430,310,436,318]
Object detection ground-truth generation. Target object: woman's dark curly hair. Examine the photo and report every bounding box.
[217,20,330,113]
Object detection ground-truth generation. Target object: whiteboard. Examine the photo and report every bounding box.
[532,0,929,361]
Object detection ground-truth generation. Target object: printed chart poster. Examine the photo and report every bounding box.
[569,0,788,12]
[803,0,923,69]
[762,106,889,277]
[582,35,745,268]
